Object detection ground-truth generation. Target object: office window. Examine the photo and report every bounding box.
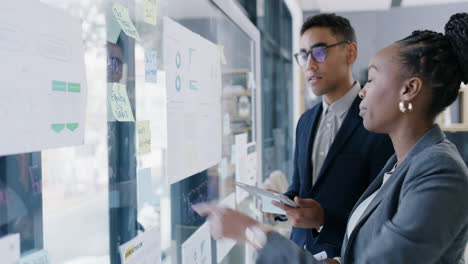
[238,0,294,181]
[0,0,260,263]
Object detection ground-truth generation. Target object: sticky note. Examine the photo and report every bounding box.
[51,124,65,133]
[218,45,227,65]
[137,120,151,155]
[67,82,81,93]
[109,83,135,122]
[112,3,141,41]
[66,123,79,132]
[144,50,158,83]
[52,80,66,91]
[143,0,158,25]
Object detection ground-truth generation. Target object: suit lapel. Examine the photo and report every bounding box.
[342,156,397,260]
[312,97,361,189]
[303,105,323,193]
[341,125,447,262]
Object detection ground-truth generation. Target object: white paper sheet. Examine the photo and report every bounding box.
[163,17,222,184]
[182,222,212,264]
[0,234,20,264]
[119,226,161,264]
[0,0,88,156]
[216,193,237,263]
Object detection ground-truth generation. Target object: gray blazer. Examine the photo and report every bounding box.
[256,125,468,264]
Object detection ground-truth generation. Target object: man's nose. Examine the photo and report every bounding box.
[359,87,366,99]
[305,55,319,71]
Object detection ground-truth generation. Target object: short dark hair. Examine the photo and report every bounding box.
[301,13,357,43]
[396,13,468,118]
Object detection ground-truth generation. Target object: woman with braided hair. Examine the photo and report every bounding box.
[194,13,468,264]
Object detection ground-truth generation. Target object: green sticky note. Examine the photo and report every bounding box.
[52,80,66,91]
[112,3,141,41]
[51,124,65,133]
[109,83,135,122]
[67,83,81,93]
[66,123,79,131]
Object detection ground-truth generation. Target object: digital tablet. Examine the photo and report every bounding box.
[235,182,298,208]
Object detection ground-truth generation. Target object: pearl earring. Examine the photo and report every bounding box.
[399,101,413,113]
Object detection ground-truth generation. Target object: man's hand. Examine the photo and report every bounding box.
[272,196,324,229]
[324,258,340,264]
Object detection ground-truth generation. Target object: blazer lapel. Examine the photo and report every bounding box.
[312,97,361,189]
[302,105,323,193]
[352,126,447,226]
[342,156,397,260]
[342,125,446,261]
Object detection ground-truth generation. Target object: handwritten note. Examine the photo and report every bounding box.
[144,50,158,83]
[112,3,141,41]
[110,83,135,122]
[182,222,212,264]
[143,0,158,25]
[137,121,151,155]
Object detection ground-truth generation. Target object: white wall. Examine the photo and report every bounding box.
[304,2,468,83]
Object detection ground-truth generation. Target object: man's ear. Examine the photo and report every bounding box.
[347,42,358,65]
[400,77,423,102]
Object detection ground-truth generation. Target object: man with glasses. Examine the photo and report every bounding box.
[270,13,394,261]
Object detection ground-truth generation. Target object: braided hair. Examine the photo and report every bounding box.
[396,13,468,118]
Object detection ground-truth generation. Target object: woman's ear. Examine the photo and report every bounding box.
[400,77,423,102]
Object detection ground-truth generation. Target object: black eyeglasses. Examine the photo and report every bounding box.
[294,40,351,66]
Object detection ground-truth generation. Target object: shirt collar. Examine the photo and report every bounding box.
[322,81,361,117]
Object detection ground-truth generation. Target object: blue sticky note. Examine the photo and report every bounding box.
[145,50,158,83]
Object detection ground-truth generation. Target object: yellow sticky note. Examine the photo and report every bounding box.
[137,120,151,155]
[143,0,157,25]
[112,3,141,41]
[218,45,227,65]
[110,83,135,122]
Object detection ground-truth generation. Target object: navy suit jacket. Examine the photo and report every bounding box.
[284,96,394,257]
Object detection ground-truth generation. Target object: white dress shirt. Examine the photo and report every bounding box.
[311,82,361,184]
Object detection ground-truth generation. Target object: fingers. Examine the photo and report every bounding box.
[294,196,306,207]
[271,200,293,213]
[266,188,278,193]
[294,196,318,208]
[192,203,219,216]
